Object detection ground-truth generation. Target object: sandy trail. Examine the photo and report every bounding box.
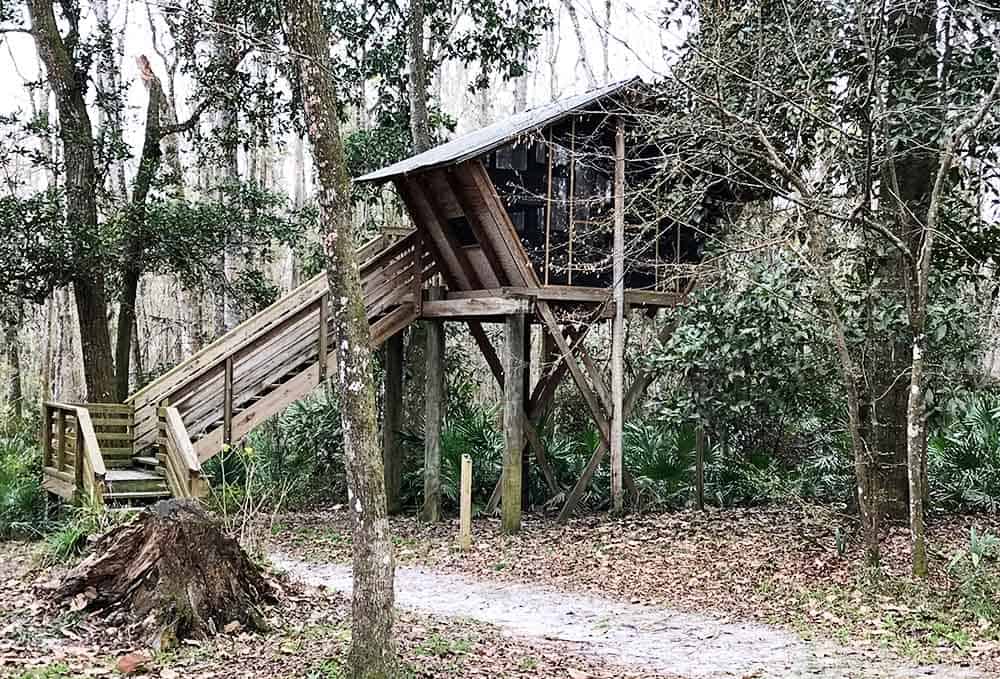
[271,552,986,679]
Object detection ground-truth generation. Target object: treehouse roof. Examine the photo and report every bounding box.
[355,77,643,184]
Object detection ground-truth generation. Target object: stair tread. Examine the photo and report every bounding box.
[133,456,159,467]
[106,468,165,482]
[104,490,172,499]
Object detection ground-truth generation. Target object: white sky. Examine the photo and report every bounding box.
[0,0,684,194]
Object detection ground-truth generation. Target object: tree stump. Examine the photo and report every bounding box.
[55,499,279,647]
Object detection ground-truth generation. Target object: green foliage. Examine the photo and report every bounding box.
[401,401,503,512]
[0,422,47,539]
[929,394,1000,513]
[949,528,1000,623]
[649,253,841,464]
[41,501,129,565]
[209,388,347,511]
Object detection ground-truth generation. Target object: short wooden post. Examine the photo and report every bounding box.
[459,454,473,550]
[611,118,626,514]
[502,312,526,534]
[421,286,445,523]
[223,357,234,447]
[383,332,404,514]
[695,424,705,511]
[318,293,329,381]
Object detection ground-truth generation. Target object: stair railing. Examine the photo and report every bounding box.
[128,230,432,463]
[41,402,107,505]
[158,406,209,499]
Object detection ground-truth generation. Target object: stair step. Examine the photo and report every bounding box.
[104,490,172,501]
[133,455,160,469]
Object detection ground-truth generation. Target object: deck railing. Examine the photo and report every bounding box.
[127,230,436,462]
[41,402,107,505]
[158,406,209,498]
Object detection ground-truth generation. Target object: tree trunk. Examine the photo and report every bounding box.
[408,0,431,153]
[282,1,398,675]
[4,309,23,421]
[115,57,166,401]
[28,0,117,403]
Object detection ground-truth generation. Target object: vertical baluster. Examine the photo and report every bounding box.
[318,293,329,382]
[223,358,234,447]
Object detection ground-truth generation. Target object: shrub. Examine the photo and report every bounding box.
[949,527,1000,623]
[40,500,130,565]
[0,421,47,539]
[929,393,1000,513]
[207,387,347,512]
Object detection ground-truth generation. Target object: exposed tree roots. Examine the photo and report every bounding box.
[55,500,280,648]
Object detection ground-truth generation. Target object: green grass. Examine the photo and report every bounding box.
[414,633,472,657]
[16,664,71,679]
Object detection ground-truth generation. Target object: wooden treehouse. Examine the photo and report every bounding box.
[41,78,725,522]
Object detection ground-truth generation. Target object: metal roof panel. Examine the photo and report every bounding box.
[355,77,641,184]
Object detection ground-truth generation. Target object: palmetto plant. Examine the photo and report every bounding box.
[928,394,1000,513]
[0,423,47,538]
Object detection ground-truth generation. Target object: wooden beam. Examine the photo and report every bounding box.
[421,286,445,523]
[502,312,526,533]
[470,323,561,499]
[536,301,609,444]
[223,357,234,446]
[611,118,626,514]
[383,332,403,514]
[444,170,512,286]
[556,318,680,522]
[696,424,706,511]
[395,177,479,290]
[317,293,329,381]
[420,297,530,319]
[459,454,473,550]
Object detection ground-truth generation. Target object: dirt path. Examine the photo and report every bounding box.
[271,552,986,679]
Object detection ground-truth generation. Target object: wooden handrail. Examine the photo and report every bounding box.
[128,232,415,412]
[163,407,200,475]
[159,405,207,498]
[128,273,329,407]
[74,408,107,479]
[43,401,107,505]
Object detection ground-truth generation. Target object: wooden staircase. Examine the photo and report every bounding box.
[42,231,437,507]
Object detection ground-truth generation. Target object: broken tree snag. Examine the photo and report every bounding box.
[502,312,526,534]
[55,500,278,647]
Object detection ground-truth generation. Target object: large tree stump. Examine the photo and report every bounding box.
[55,500,279,647]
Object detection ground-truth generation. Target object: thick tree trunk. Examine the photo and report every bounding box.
[282,1,398,675]
[28,0,117,403]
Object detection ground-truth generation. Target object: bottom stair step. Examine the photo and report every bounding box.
[104,490,172,502]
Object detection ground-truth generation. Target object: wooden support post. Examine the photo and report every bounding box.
[611,118,626,514]
[317,293,329,381]
[421,286,445,523]
[39,403,52,470]
[521,320,531,509]
[383,332,403,514]
[502,312,526,534]
[55,410,66,470]
[223,357,234,447]
[459,454,472,550]
[695,424,706,511]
